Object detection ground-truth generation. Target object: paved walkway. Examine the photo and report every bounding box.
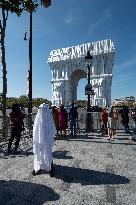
[0,131,136,205]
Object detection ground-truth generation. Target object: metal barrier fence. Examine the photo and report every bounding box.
[77,109,133,131]
[0,113,37,138]
[77,110,101,131]
[0,108,134,138]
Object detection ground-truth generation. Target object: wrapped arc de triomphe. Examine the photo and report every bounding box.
[48,39,115,107]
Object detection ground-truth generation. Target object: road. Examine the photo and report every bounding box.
[0,131,136,205]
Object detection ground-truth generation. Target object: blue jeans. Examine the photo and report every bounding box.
[122,120,129,133]
[70,119,76,136]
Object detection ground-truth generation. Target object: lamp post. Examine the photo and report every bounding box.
[27,11,32,136]
[26,0,51,136]
[85,51,93,132]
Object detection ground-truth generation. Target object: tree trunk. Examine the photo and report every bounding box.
[0,8,8,139]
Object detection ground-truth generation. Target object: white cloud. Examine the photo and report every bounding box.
[89,9,112,32]
[64,8,74,24]
[82,7,113,41]
[113,76,136,85]
[113,56,136,85]
[114,56,136,69]
[32,15,53,38]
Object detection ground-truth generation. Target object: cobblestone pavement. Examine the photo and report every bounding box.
[0,130,136,205]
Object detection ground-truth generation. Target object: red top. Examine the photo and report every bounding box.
[101,112,108,123]
[10,111,25,128]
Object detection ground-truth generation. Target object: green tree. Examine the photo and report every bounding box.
[77,100,87,108]
[6,97,17,108]
[18,95,28,108]
[0,0,38,138]
[32,98,50,107]
[0,0,51,138]
[5,95,51,109]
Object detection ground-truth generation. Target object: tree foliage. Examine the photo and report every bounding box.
[0,95,51,109]
[76,100,87,108]
[32,97,50,107]
[0,0,38,16]
[6,97,18,108]
[18,95,28,107]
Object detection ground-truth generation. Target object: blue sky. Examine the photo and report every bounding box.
[0,0,136,101]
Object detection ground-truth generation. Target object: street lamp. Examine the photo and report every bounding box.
[26,0,51,136]
[27,11,32,136]
[41,0,51,7]
[85,51,93,132]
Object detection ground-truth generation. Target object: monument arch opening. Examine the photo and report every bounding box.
[77,78,88,101]
[69,69,86,102]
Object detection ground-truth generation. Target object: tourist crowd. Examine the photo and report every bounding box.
[51,101,78,137]
[51,102,136,142]
[7,102,136,154]
[5,102,136,176]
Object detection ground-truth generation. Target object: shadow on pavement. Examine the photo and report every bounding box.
[54,164,130,186]
[0,155,8,159]
[1,150,33,158]
[19,149,33,157]
[55,134,98,141]
[0,180,60,205]
[115,137,130,140]
[72,135,96,140]
[68,138,136,145]
[0,142,33,158]
[53,150,73,159]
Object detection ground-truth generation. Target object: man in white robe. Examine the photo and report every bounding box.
[32,103,56,176]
